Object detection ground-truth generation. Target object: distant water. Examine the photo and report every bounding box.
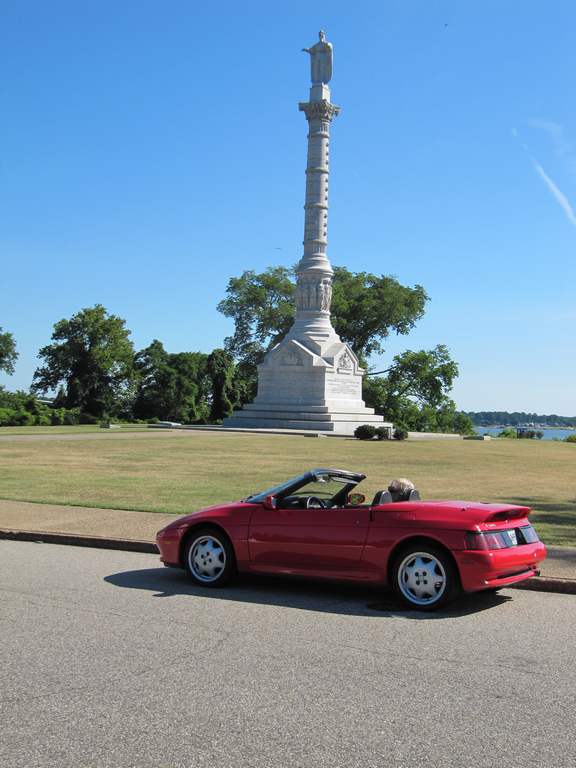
[475,427,575,441]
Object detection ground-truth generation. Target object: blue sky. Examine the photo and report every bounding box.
[1,1,575,414]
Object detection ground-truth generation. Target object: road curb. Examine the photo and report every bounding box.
[0,529,158,554]
[1,529,575,594]
[510,577,576,595]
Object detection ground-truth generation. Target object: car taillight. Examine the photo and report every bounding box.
[466,532,507,550]
[519,525,540,544]
[465,525,539,550]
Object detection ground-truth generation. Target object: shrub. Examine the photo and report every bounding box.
[0,407,16,426]
[79,412,99,425]
[564,435,576,444]
[0,400,83,427]
[375,426,390,440]
[354,424,377,440]
[498,427,517,439]
[517,429,544,439]
[50,409,66,426]
[12,410,35,426]
[63,409,80,425]
[393,421,408,440]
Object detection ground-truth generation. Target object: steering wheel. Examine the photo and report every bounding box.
[306,496,326,509]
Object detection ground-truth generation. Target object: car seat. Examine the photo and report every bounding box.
[371,490,393,505]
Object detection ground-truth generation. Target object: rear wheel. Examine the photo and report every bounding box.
[392,545,460,611]
[184,528,236,587]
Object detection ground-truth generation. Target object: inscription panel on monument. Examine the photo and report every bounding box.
[326,374,362,399]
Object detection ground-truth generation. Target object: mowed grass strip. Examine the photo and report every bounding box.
[0,431,574,546]
[0,425,150,436]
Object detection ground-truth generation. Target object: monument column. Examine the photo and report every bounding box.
[288,35,340,345]
[224,32,391,435]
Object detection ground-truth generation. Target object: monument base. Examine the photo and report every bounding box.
[224,338,392,437]
[223,404,391,436]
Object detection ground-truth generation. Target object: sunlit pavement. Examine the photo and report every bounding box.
[1,541,575,768]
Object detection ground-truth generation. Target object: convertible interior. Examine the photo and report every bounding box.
[276,477,421,509]
[245,469,421,511]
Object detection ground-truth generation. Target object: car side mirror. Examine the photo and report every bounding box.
[347,493,366,505]
[263,495,277,510]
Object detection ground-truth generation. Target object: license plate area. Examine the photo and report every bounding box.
[505,529,518,546]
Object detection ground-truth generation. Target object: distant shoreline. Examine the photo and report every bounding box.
[477,425,576,430]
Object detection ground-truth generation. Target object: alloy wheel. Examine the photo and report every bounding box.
[188,535,226,583]
[397,551,447,607]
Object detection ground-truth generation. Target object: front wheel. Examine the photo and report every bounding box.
[184,528,236,587]
[392,545,460,611]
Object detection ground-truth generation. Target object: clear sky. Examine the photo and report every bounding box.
[2,1,575,414]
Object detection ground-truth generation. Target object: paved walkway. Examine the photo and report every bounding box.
[0,499,178,541]
[0,499,574,581]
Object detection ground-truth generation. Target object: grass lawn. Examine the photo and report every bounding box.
[0,431,574,546]
[0,424,150,435]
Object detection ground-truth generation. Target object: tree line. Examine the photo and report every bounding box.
[0,266,476,434]
[467,412,576,427]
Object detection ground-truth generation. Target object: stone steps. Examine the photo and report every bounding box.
[224,411,392,435]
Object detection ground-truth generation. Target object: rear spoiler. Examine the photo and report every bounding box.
[486,506,531,523]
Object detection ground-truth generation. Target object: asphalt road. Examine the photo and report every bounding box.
[1,542,574,768]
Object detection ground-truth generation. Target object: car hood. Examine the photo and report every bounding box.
[158,501,249,532]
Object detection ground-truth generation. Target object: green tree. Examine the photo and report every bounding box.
[133,340,171,419]
[498,427,517,439]
[0,327,18,375]
[133,341,210,423]
[218,266,428,367]
[330,268,428,358]
[363,345,473,434]
[451,410,476,436]
[217,266,295,366]
[32,305,135,418]
[163,352,210,423]
[206,348,237,421]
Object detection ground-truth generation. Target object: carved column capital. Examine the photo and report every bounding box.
[298,100,341,121]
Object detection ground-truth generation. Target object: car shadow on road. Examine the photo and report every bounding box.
[104,567,513,620]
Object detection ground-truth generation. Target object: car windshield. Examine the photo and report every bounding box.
[245,473,311,502]
[245,470,360,502]
[289,475,352,500]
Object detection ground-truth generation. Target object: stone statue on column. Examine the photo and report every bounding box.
[302,30,333,84]
[318,278,332,312]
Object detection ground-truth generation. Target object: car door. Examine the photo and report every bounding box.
[248,504,370,571]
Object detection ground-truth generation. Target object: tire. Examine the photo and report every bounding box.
[392,544,460,611]
[184,527,236,587]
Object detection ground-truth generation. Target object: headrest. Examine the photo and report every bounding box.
[372,490,393,506]
[408,489,420,501]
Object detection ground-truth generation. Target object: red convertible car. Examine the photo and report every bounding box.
[156,468,546,610]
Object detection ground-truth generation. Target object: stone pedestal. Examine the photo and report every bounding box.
[226,337,389,435]
[224,33,391,436]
